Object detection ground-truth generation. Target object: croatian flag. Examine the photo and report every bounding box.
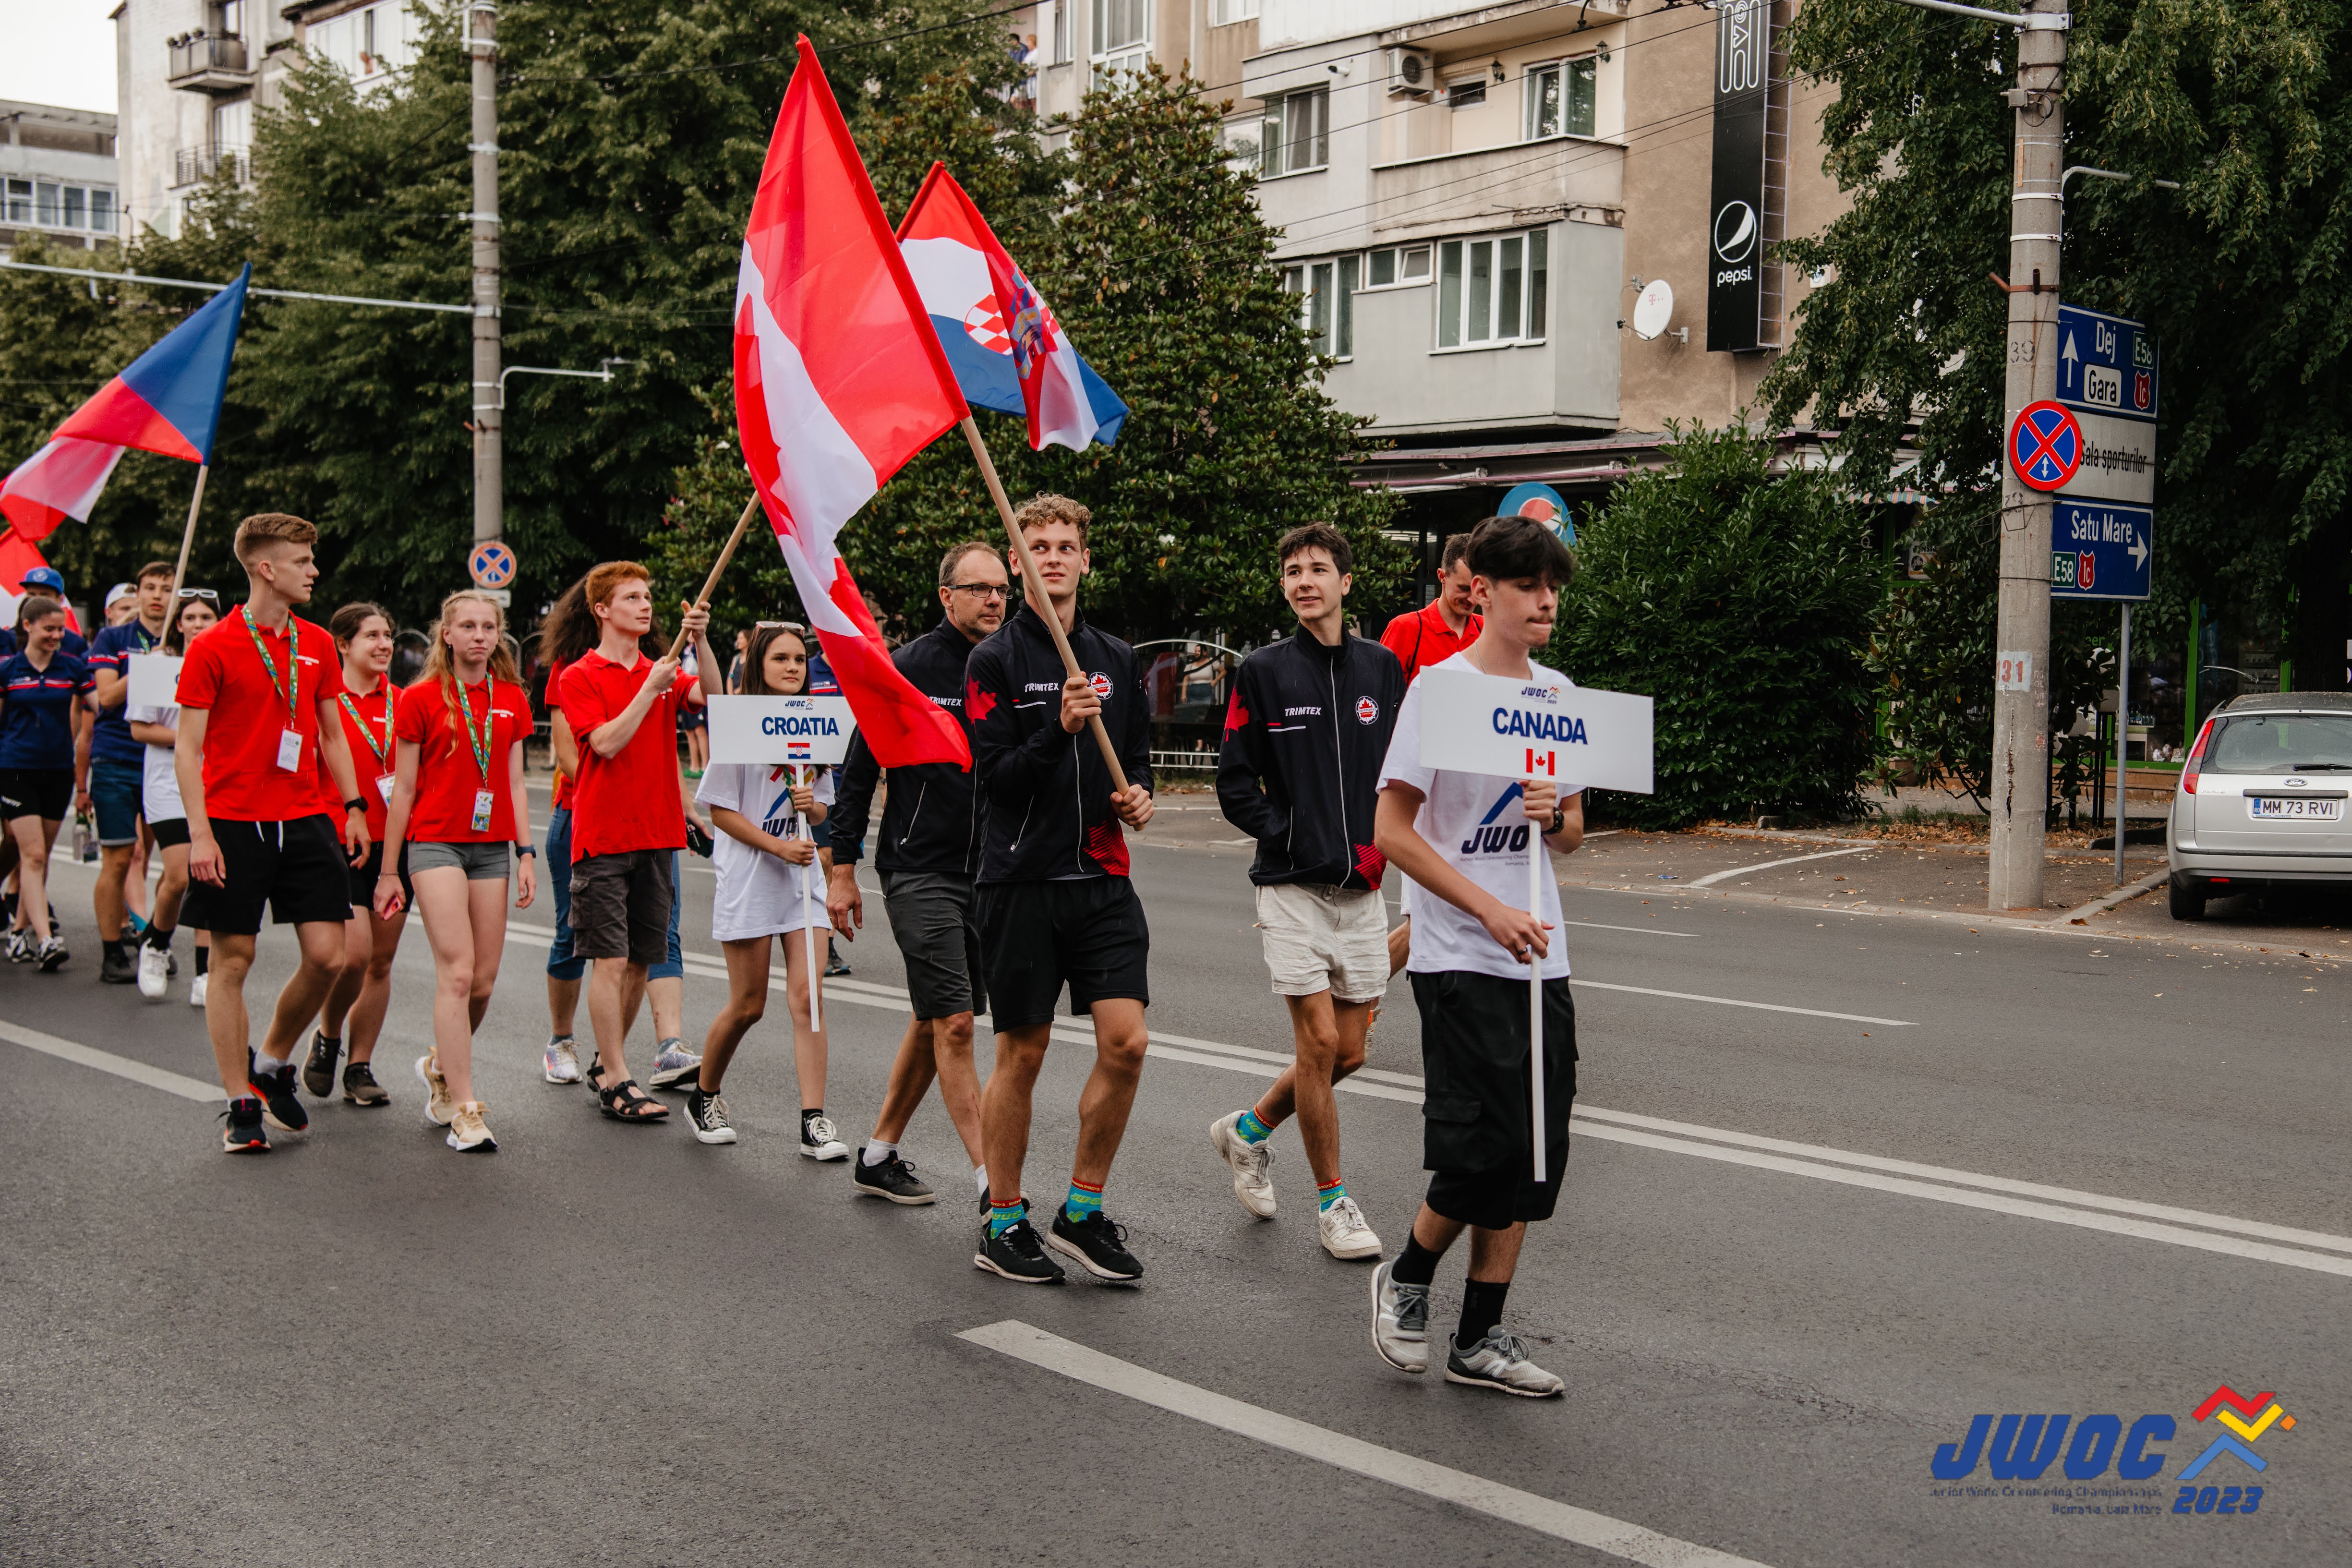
[0,265,248,542]
[896,162,1127,452]
[733,40,972,771]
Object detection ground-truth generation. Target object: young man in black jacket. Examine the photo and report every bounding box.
[965,495,1155,1286]
[1211,523,1404,1262]
[827,541,1008,1206]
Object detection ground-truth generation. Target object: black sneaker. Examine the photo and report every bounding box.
[974,1217,1065,1284]
[302,1032,341,1098]
[685,1087,737,1145]
[342,1061,389,1106]
[247,1052,309,1135]
[1048,1210,1144,1283]
[824,941,851,978]
[100,943,136,985]
[221,1097,270,1155]
[851,1152,937,1206]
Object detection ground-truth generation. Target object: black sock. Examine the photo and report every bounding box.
[1456,1279,1511,1350]
[104,938,125,961]
[194,947,209,976]
[1392,1232,1442,1287]
[145,924,173,950]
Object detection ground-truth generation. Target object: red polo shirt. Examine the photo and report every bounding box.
[1379,599,1483,685]
[177,610,346,822]
[326,678,400,839]
[397,675,530,843]
[558,649,685,860]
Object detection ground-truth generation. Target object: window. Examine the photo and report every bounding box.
[90,189,115,233]
[1435,228,1549,349]
[213,97,252,151]
[1523,57,1598,140]
[1365,245,1432,288]
[1212,0,1260,21]
[1047,0,1069,63]
[1283,256,1360,358]
[1446,81,1487,111]
[1260,87,1328,177]
[307,1,420,81]
[4,179,28,224]
[1091,0,1150,84]
[35,182,60,226]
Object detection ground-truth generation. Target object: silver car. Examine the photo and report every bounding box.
[2168,691,2352,919]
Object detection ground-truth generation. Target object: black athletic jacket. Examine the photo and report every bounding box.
[1216,629,1404,891]
[965,601,1153,883]
[830,617,985,875]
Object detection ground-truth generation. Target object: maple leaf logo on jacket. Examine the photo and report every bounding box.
[966,680,999,724]
[1224,690,1251,734]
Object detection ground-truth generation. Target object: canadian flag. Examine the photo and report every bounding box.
[734,38,972,769]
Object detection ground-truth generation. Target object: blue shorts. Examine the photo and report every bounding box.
[546,809,681,981]
[91,757,143,846]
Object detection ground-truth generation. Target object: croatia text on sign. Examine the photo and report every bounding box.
[706,694,856,766]
[126,651,181,707]
[2056,304,2157,425]
[1995,651,2034,693]
[2008,401,2083,492]
[1416,666,1654,795]
[2053,409,2157,507]
[2050,501,2152,603]
[468,541,517,589]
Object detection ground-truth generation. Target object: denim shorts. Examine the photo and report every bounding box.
[91,757,143,846]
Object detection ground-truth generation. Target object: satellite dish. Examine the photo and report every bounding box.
[1630,278,1674,341]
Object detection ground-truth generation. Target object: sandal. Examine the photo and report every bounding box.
[591,1063,668,1122]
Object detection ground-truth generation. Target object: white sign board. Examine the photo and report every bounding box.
[126,652,182,708]
[704,694,856,766]
[1995,651,2034,693]
[1416,667,1655,795]
[2055,409,2157,506]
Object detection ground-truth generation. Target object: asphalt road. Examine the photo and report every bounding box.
[2,791,2345,1567]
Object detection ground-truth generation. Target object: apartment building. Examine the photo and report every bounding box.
[111,0,423,240]
[0,102,120,256]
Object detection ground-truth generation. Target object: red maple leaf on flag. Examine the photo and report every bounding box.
[966,680,999,724]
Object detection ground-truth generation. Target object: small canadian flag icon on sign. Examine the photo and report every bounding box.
[1526,748,1556,776]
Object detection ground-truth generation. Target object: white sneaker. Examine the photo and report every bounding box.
[1444,1327,1566,1398]
[798,1113,848,1160]
[188,972,209,1008]
[1317,1194,1382,1260]
[136,942,169,999]
[1208,1110,1277,1218]
[446,1099,498,1153]
[1370,1258,1429,1374]
[543,1035,582,1085]
[415,1054,454,1126]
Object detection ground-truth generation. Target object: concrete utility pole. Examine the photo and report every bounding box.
[467,2,501,544]
[1986,0,2069,911]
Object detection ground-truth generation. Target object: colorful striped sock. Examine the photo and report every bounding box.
[1064,1178,1105,1224]
[1235,1107,1274,1145]
[1317,1178,1347,1211]
[987,1200,1025,1239]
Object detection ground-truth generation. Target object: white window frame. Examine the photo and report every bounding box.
[1282,255,1360,360]
[1361,245,1433,290]
[1433,228,1550,352]
[1522,55,1599,142]
[13,180,115,233]
[1212,0,1261,23]
[1090,0,1151,85]
[1259,86,1329,179]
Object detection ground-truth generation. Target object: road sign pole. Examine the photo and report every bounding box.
[1989,0,2069,912]
[2115,602,2130,887]
[468,3,501,545]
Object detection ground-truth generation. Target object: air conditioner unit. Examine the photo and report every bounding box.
[1386,48,1435,98]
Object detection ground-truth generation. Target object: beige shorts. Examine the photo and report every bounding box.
[1255,881,1390,1003]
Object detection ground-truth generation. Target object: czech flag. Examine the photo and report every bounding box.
[896,162,1127,452]
[0,264,249,541]
[733,40,972,771]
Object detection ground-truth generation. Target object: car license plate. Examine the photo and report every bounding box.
[2250,796,2342,820]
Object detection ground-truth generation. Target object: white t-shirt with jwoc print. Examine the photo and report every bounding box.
[1377,651,1575,981]
[695,761,835,941]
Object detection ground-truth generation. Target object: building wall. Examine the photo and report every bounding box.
[0,102,120,255]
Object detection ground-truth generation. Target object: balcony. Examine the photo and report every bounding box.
[173,144,252,189]
[1370,136,1624,244]
[166,33,253,95]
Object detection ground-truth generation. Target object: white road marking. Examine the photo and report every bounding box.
[1569,980,1913,1026]
[1688,845,1876,887]
[1558,919,1694,938]
[0,1019,217,1101]
[958,1320,1771,1568]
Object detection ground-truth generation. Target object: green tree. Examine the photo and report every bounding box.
[1549,424,1882,829]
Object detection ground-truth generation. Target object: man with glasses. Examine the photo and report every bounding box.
[86,562,178,984]
[828,542,1008,1206]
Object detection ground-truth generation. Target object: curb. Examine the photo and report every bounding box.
[2049,868,2171,926]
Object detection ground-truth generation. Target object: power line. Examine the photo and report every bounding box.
[0,259,471,314]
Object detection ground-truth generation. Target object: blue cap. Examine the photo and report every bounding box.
[19,567,65,591]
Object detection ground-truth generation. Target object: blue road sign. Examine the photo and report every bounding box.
[469,541,517,589]
[2050,500,2152,602]
[2010,401,2083,491]
[2057,304,2158,425]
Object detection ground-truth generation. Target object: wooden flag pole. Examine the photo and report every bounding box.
[958,416,1129,793]
[667,493,763,660]
[166,463,210,603]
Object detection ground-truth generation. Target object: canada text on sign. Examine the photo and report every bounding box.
[1415,666,1655,795]
[705,695,856,766]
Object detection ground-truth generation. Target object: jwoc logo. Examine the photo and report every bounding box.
[1356,696,1379,724]
[1087,671,1112,700]
[1459,783,1532,856]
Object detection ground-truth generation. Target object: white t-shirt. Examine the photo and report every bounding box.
[695,761,835,941]
[1378,651,1574,981]
[125,700,183,823]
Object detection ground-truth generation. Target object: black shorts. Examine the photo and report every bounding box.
[149,816,190,848]
[181,815,355,936]
[977,876,1149,1031]
[352,840,414,909]
[881,868,987,1020]
[0,766,72,823]
[569,848,674,967]
[1411,970,1578,1230]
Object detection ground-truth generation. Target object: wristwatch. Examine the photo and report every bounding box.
[344,797,367,814]
[1546,803,1567,835]
[514,842,537,857]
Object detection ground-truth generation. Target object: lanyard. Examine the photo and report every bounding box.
[455,677,494,784]
[241,607,299,721]
[338,686,394,768]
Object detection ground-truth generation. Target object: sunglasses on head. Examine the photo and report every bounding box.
[175,588,220,601]
[754,620,806,634]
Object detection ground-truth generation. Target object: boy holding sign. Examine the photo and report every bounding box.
[1369,515,1582,1398]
